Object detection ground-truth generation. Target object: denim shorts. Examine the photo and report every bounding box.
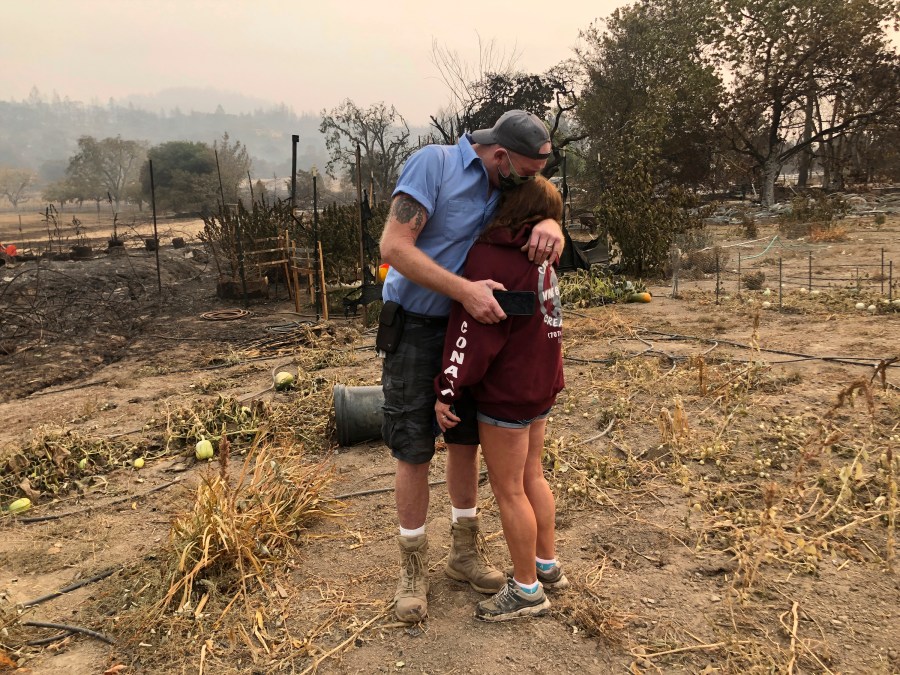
[476,407,552,429]
[381,315,479,464]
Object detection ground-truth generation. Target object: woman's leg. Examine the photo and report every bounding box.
[477,422,536,585]
[524,419,556,561]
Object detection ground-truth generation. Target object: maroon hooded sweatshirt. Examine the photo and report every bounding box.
[434,223,564,421]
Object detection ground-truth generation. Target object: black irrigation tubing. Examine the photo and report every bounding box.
[565,339,897,388]
[722,270,887,283]
[26,631,72,647]
[565,350,685,366]
[20,568,118,608]
[21,620,115,646]
[637,330,899,370]
[29,379,111,398]
[818,263,886,269]
[564,355,620,365]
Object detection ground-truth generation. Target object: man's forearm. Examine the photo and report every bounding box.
[384,240,470,305]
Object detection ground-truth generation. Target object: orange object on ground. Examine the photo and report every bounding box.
[4,244,16,257]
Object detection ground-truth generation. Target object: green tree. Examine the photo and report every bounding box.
[319,100,414,200]
[575,0,721,273]
[0,167,35,208]
[577,0,722,189]
[717,0,900,204]
[59,136,146,207]
[213,132,251,204]
[141,141,218,213]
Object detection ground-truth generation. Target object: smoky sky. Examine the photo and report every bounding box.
[4,0,626,123]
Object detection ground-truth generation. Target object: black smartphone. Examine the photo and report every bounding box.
[493,290,536,316]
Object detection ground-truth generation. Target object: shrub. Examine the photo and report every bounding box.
[200,197,389,284]
[808,224,848,243]
[742,270,766,290]
[778,193,848,239]
[740,212,758,239]
[594,163,705,275]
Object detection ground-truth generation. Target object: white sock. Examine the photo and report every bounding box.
[399,524,426,537]
[514,578,541,594]
[536,556,558,571]
[451,506,477,523]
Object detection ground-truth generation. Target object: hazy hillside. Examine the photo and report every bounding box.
[0,88,328,182]
[121,87,276,116]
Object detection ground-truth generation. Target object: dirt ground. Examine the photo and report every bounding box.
[0,208,898,674]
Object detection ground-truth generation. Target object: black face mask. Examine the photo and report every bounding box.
[498,152,535,191]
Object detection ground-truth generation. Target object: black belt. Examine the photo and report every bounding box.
[404,311,449,328]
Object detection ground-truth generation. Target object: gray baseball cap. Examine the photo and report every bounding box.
[470,110,551,160]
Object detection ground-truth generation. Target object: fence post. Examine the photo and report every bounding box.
[235,206,249,309]
[148,159,162,296]
[808,252,813,291]
[715,250,720,305]
[779,257,783,309]
[669,244,680,298]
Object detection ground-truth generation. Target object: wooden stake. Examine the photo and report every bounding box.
[289,236,302,314]
[318,241,328,321]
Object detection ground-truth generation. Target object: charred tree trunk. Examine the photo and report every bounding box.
[761,157,781,208]
[797,82,816,187]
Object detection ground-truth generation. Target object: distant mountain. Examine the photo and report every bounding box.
[121,87,285,116]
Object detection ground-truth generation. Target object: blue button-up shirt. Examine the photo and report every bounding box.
[382,135,500,317]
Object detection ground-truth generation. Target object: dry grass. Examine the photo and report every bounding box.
[552,560,631,643]
[159,438,342,619]
[98,425,429,675]
[809,224,849,242]
[544,304,899,671]
[5,264,898,672]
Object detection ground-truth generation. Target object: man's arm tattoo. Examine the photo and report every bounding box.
[391,196,426,234]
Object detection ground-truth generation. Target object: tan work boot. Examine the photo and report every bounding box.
[394,534,429,622]
[445,516,505,593]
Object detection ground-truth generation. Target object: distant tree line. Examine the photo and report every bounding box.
[0,91,327,181]
[36,133,252,214]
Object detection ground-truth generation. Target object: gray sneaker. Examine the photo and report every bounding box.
[536,564,570,590]
[505,564,570,591]
[475,578,550,622]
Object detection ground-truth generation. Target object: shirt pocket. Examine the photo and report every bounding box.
[439,198,483,243]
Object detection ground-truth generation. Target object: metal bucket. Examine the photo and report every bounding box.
[333,384,384,446]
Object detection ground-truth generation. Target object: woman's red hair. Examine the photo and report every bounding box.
[486,175,563,236]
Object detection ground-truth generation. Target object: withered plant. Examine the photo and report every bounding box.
[159,437,342,619]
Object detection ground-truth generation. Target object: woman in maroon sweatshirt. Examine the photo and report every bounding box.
[435,175,567,621]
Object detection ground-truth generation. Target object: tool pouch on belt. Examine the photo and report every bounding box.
[376,301,405,354]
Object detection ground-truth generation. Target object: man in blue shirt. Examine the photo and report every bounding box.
[379,110,563,622]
